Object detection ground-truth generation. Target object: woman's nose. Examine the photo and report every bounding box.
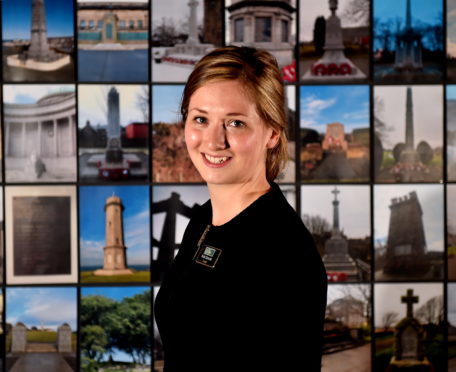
[205,123,229,150]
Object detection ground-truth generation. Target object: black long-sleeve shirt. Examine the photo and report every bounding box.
[154,182,327,371]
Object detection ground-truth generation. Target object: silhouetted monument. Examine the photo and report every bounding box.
[384,191,430,276]
[394,0,423,72]
[389,289,432,370]
[399,87,419,164]
[304,0,365,80]
[94,195,135,276]
[322,187,357,280]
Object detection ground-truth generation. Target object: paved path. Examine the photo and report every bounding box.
[10,353,73,372]
[322,344,371,372]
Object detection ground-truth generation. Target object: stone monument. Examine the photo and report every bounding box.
[57,323,72,353]
[94,195,135,276]
[105,87,123,163]
[7,0,71,71]
[11,322,27,353]
[399,87,420,164]
[394,0,423,72]
[303,0,365,80]
[322,123,348,152]
[384,191,430,276]
[389,289,432,370]
[322,187,358,280]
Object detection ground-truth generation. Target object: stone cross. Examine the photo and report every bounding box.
[401,289,419,318]
[331,187,341,233]
[331,187,340,200]
[329,0,338,14]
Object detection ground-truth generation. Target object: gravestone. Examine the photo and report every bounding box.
[57,323,72,353]
[11,322,27,353]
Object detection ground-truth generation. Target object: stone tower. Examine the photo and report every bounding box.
[105,87,123,163]
[94,195,134,276]
[28,0,51,61]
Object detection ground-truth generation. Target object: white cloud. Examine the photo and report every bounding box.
[4,85,74,104]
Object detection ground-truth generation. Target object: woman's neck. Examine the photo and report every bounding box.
[208,179,272,226]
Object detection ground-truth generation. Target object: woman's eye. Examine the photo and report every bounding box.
[229,120,245,128]
[194,117,206,124]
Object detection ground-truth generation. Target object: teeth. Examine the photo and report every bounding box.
[204,154,229,164]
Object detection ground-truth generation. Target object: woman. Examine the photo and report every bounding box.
[154,46,327,372]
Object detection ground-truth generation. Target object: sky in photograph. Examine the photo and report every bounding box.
[448,283,456,326]
[449,185,456,235]
[448,1,456,57]
[79,185,150,267]
[374,184,444,252]
[300,0,368,41]
[301,185,370,239]
[7,287,77,330]
[152,0,203,30]
[374,0,442,25]
[152,185,209,256]
[375,85,443,149]
[3,85,75,104]
[152,85,184,123]
[374,283,443,327]
[300,85,369,133]
[3,0,73,40]
[78,85,148,128]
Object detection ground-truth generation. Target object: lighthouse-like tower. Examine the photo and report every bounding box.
[94,195,134,276]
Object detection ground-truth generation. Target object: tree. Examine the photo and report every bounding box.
[341,0,369,26]
[302,214,331,236]
[382,312,399,330]
[313,16,326,54]
[136,85,149,122]
[81,325,108,362]
[415,295,443,325]
[153,17,179,46]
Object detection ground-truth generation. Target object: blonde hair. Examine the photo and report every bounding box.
[181,46,288,182]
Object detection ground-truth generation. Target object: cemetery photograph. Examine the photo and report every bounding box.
[323,284,371,372]
[374,184,444,281]
[3,84,77,183]
[448,185,456,280]
[78,84,149,183]
[374,85,443,183]
[301,185,371,282]
[299,0,369,83]
[152,185,209,283]
[2,0,75,82]
[5,186,78,285]
[448,85,456,181]
[448,283,456,370]
[226,0,297,82]
[77,0,149,82]
[374,283,445,372]
[447,0,456,81]
[373,0,444,83]
[80,286,151,372]
[79,185,151,283]
[6,287,77,372]
[152,0,223,82]
[300,85,370,182]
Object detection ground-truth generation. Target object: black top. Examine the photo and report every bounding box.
[154,183,327,372]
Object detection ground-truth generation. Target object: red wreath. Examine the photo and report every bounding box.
[327,63,339,75]
[339,63,352,75]
[312,63,327,76]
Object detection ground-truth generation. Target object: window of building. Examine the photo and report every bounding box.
[129,20,135,29]
[80,20,86,29]
[138,20,143,29]
[281,20,289,43]
[255,17,272,42]
[119,20,126,29]
[89,20,94,29]
[97,20,103,29]
[234,18,244,42]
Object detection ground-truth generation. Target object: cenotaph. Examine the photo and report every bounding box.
[389,289,432,370]
[7,0,71,71]
[303,0,365,81]
[57,323,72,353]
[94,195,135,276]
[11,322,27,353]
[322,187,358,280]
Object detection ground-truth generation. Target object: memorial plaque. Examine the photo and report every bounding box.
[401,326,418,359]
[13,196,71,275]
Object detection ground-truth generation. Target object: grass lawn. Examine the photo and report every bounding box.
[81,270,151,283]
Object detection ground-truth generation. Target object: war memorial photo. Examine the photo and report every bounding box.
[446,0,456,81]
[5,186,78,285]
[3,85,77,183]
[300,85,370,182]
[373,0,444,83]
[447,85,456,181]
[77,0,149,82]
[301,185,371,282]
[374,283,445,371]
[374,184,444,281]
[80,286,151,371]
[152,0,223,82]
[78,84,149,182]
[2,0,75,82]
[299,0,369,83]
[79,185,151,283]
[374,85,443,183]
[6,287,77,372]
[448,185,456,280]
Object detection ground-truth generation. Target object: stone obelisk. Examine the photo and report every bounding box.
[28,0,52,61]
[399,87,419,163]
[94,195,134,276]
[105,87,123,163]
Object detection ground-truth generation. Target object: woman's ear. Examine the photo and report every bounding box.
[266,128,280,149]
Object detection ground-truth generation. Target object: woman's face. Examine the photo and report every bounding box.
[184,80,279,187]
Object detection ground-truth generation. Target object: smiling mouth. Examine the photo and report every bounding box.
[203,153,231,164]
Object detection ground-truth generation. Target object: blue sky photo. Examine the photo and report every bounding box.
[373,0,443,51]
[300,85,369,134]
[3,0,74,40]
[79,185,150,268]
[152,85,184,123]
[7,287,77,330]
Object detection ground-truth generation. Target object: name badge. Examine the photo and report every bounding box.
[194,244,222,268]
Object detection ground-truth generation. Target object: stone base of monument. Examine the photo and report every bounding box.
[158,43,214,66]
[93,268,136,276]
[82,153,146,179]
[389,356,432,371]
[7,54,70,71]
[302,52,366,81]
